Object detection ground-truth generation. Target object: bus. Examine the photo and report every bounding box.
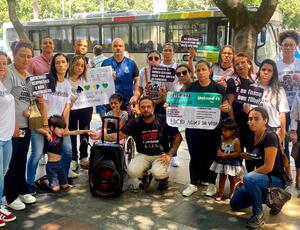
[2,7,282,67]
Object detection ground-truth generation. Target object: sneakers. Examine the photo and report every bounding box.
[80,158,89,169]
[205,183,217,197]
[28,184,37,196]
[0,205,16,222]
[139,173,153,189]
[19,194,36,204]
[182,184,198,197]
[68,169,78,179]
[246,213,264,229]
[7,198,25,211]
[171,156,180,167]
[70,160,79,171]
[201,181,209,186]
[157,178,169,191]
[0,219,5,228]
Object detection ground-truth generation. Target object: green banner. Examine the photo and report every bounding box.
[166,91,222,108]
[196,45,220,63]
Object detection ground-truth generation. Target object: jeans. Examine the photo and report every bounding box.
[230,172,283,215]
[0,139,13,205]
[46,161,68,187]
[4,128,31,204]
[27,130,72,186]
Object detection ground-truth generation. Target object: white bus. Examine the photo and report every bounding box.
[2,8,282,67]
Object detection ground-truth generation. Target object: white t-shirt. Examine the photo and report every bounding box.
[68,78,85,110]
[45,79,72,117]
[0,81,15,141]
[276,59,300,106]
[212,64,234,82]
[251,83,289,128]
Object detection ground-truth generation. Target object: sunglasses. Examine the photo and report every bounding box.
[148,56,160,61]
[175,70,188,77]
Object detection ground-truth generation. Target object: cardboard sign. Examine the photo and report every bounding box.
[180,35,202,48]
[150,65,176,82]
[166,91,222,129]
[235,85,264,105]
[71,66,115,110]
[26,75,55,96]
[197,45,220,63]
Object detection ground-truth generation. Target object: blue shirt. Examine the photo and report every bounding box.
[102,56,139,102]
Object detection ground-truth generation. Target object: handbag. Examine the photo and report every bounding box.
[28,100,43,129]
[266,175,291,215]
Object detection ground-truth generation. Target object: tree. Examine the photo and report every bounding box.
[213,0,278,58]
[6,0,29,41]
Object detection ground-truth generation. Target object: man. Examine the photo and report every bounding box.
[27,36,54,76]
[100,38,140,116]
[91,97,182,190]
[70,39,89,64]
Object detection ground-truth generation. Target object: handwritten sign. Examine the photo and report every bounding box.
[26,75,55,96]
[197,45,220,63]
[180,35,202,49]
[150,65,176,82]
[72,66,115,110]
[235,85,264,105]
[166,91,222,129]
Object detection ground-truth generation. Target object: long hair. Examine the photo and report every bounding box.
[233,52,254,78]
[258,59,280,111]
[49,53,69,87]
[69,55,87,82]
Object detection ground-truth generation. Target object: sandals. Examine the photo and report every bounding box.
[215,193,224,201]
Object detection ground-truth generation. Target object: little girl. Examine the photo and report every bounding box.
[104,93,128,136]
[210,118,245,201]
[38,115,90,192]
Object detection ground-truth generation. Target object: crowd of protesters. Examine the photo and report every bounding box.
[0,29,299,229]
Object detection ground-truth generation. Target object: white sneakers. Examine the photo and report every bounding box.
[68,169,78,179]
[182,184,198,197]
[70,160,79,171]
[171,156,180,167]
[205,183,217,197]
[7,194,36,211]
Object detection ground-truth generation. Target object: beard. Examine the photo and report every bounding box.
[141,113,153,119]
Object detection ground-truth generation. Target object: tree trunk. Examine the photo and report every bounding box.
[233,24,258,57]
[7,0,29,41]
[32,0,41,19]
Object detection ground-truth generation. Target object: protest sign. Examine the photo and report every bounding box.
[196,45,220,63]
[166,91,222,129]
[150,65,176,82]
[235,85,264,106]
[72,66,115,110]
[26,75,55,96]
[180,35,202,48]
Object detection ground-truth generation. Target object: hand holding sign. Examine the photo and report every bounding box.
[26,75,55,96]
[150,65,176,82]
[180,35,202,49]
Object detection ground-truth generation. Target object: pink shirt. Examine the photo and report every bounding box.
[27,55,51,76]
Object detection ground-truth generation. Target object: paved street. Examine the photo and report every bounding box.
[6,115,300,230]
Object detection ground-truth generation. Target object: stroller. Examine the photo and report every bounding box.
[88,116,135,197]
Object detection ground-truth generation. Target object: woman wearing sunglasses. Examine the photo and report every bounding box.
[175,64,193,92]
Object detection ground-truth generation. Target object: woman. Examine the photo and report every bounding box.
[276,30,300,161]
[212,45,235,87]
[182,60,230,197]
[161,43,178,69]
[175,63,193,92]
[226,52,255,171]
[252,59,289,142]
[0,51,17,226]
[230,107,287,229]
[3,42,36,210]
[27,53,74,191]
[68,55,93,171]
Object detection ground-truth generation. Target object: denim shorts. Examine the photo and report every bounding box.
[46,161,68,187]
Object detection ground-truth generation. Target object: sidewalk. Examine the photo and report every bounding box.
[7,135,300,230]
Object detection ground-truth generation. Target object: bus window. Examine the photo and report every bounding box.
[101,24,129,52]
[29,31,40,50]
[49,26,72,52]
[168,20,208,52]
[6,28,19,52]
[74,25,99,52]
[132,22,166,52]
[255,24,278,65]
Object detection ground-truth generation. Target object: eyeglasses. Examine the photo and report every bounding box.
[148,56,160,61]
[175,70,188,77]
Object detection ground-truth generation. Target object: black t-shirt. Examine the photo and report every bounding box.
[121,115,179,156]
[226,75,253,126]
[45,134,63,156]
[247,131,285,178]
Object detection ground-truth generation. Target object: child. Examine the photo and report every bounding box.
[210,118,245,201]
[37,115,90,192]
[104,93,128,136]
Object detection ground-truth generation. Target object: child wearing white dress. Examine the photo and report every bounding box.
[210,118,245,201]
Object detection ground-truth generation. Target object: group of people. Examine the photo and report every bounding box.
[0,28,299,229]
